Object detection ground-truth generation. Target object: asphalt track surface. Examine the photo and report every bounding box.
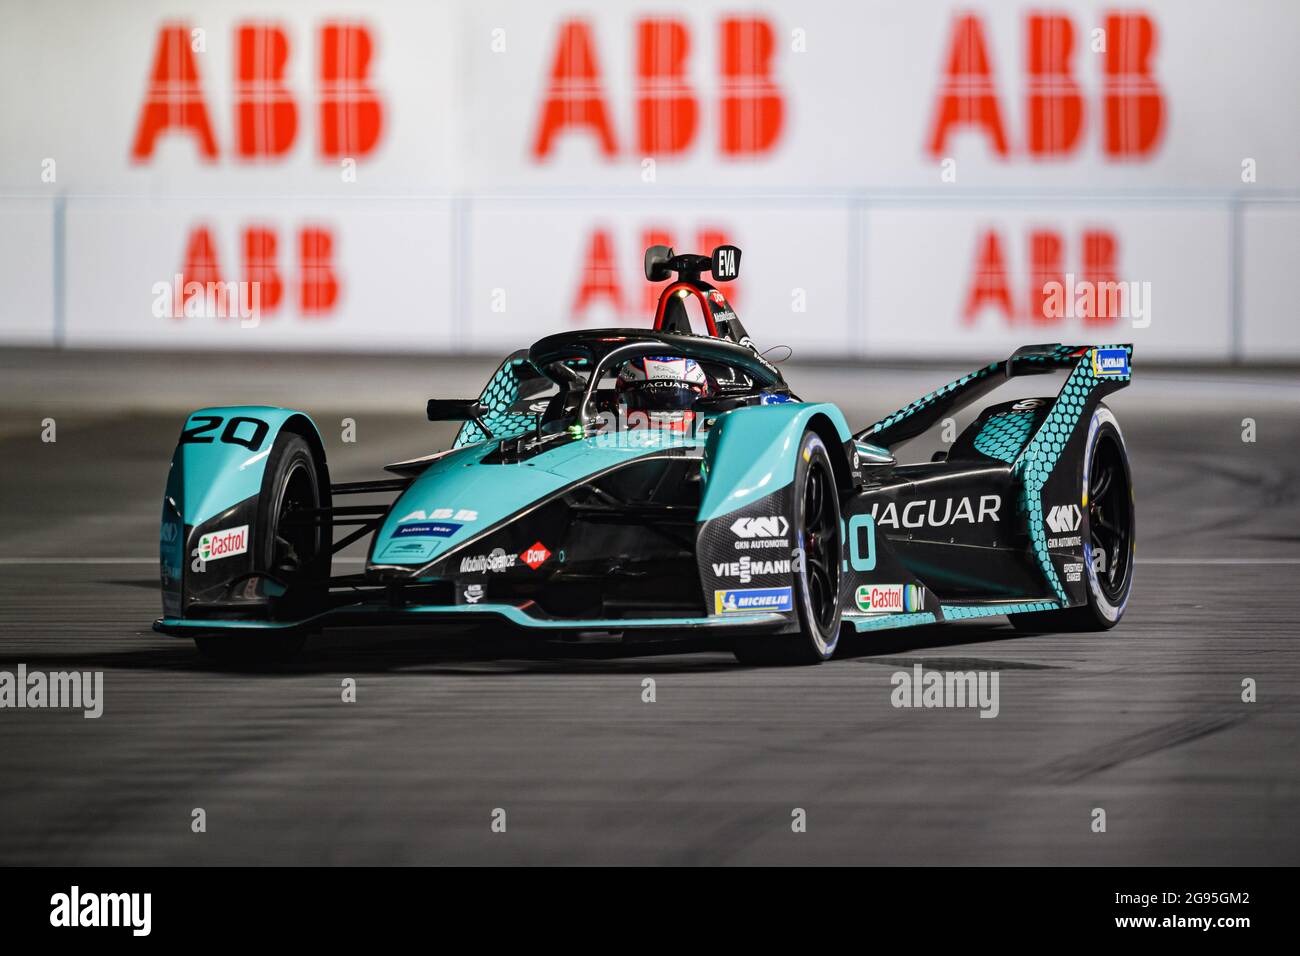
[1,350,1298,865]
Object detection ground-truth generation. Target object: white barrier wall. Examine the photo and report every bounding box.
[0,200,56,346]
[0,0,1296,360]
[62,199,455,351]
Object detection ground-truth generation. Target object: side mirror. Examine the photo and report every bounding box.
[644,244,674,281]
[427,399,492,438]
[710,244,741,282]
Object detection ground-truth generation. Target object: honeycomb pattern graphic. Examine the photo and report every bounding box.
[1012,346,1132,604]
[454,358,539,448]
[868,362,998,434]
[973,410,1036,463]
[941,601,1057,620]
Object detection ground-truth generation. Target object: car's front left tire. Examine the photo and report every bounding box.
[734,429,843,665]
[194,430,328,668]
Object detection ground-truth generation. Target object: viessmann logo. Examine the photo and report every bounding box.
[198,525,247,562]
[712,556,792,584]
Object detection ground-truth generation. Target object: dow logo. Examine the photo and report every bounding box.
[1046,504,1082,534]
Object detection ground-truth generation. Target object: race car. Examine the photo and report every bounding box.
[155,244,1136,665]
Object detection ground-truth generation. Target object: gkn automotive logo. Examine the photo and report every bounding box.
[730,513,791,550]
[731,516,789,539]
[1046,504,1082,534]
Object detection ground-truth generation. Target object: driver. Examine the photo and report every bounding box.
[615,356,710,432]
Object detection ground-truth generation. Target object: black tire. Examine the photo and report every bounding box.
[1010,405,1134,632]
[733,430,843,665]
[258,431,330,619]
[194,431,328,667]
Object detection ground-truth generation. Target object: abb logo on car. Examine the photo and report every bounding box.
[532,17,785,161]
[131,21,384,162]
[929,12,1165,160]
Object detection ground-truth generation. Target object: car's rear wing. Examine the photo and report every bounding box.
[856,344,1133,449]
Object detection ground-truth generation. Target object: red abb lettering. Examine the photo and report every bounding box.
[1081,229,1121,323]
[1028,230,1065,324]
[929,12,1165,161]
[533,20,619,159]
[180,226,223,311]
[176,225,338,318]
[131,24,218,161]
[637,19,697,156]
[719,18,784,157]
[1026,15,1083,157]
[243,227,283,314]
[1103,13,1164,158]
[963,230,1014,323]
[573,230,625,319]
[136,21,385,162]
[236,24,297,159]
[928,15,1009,157]
[964,227,1124,325]
[533,18,784,161]
[300,227,339,315]
[319,23,384,158]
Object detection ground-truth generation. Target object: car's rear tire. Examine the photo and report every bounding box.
[1010,405,1134,632]
[733,430,843,665]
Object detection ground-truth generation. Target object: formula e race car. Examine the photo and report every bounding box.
[155,244,1135,665]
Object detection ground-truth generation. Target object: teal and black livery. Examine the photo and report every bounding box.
[160,407,330,622]
[153,243,1137,667]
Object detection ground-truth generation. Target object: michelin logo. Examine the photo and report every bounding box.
[715,587,793,614]
[1092,348,1130,377]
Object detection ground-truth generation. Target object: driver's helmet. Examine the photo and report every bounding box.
[616,355,709,428]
